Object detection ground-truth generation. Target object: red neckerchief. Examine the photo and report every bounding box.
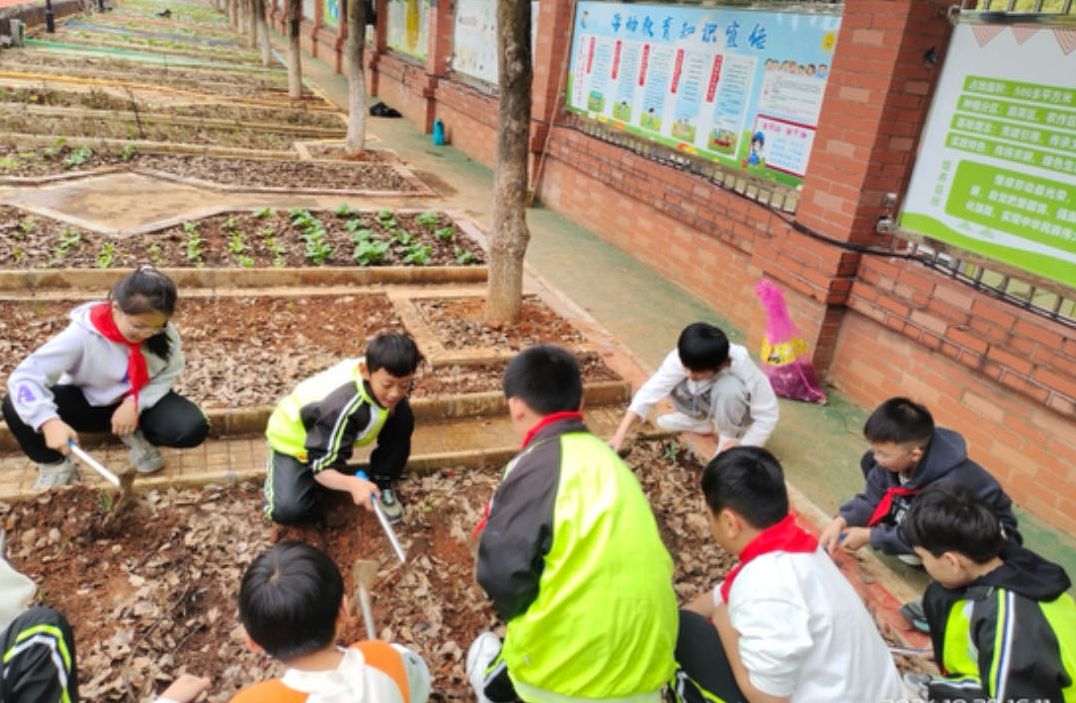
[89,302,150,410]
[867,485,919,526]
[720,513,818,602]
[471,411,585,539]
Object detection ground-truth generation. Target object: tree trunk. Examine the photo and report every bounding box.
[287,0,303,99]
[345,0,366,153]
[228,0,238,31]
[256,0,272,66]
[245,0,258,47]
[484,0,532,325]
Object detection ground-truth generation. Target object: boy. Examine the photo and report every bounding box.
[819,397,1020,560]
[265,333,423,524]
[469,345,678,703]
[902,484,1075,702]
[230,540,429,702]
[678,447,902,703]
[609,322,778,456]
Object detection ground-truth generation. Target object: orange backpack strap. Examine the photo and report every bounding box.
[229,678,309,703]
[352,640,409,701]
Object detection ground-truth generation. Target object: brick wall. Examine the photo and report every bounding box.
[373,52,436,131]
[434,80,498,166]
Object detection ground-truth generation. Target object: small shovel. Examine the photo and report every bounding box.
[68,440,136,510]
[352,558,379,641]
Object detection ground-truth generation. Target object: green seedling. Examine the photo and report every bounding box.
[184,225,204,265]
[305,237,333,265]
[391,228,412,246]
[228,231,246,254]
[345,218,370,233]
[454,246,476,265]
[11,247,25,263]
[335,203,357,217]
[236,255,255,268]
[415,211,440,228]
[147,242,164,266]
[18,217,36,235]
[118,144,139,162]
[253,207,274,219]
[353,239,389,266]
[223,215,239,232]
[663,440,680,462]
[272,254,286,268]
[403,243,432,266]
[53,229,82,260]
[435,226,456,242]
[63,146,93,169]
[376,208,394,222]
[0,155,20,170]
[349,228,376,244]
[43,139,67,158]
[97,242,117,269]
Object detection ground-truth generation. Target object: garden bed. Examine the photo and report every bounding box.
[0,145,425,189]
[0,206,480,269]
[0,293,615,409]
[0,86,345,129]
[1,439,730,702]
[415,296,588,351]
[0,106,315,151]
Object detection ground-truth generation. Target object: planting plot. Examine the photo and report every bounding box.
[1,439,729,702]
[0,107,312,151]
[0,294,616,408]
[416,296,588,351]
[0,207,479,269]
[0,86,345,129]
[0,144,422,186]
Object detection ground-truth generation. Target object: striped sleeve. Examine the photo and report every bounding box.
[302,384,372,472]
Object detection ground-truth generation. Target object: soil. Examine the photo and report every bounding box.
[0,86,346,129]
[415,297,588,351]
[2,439,733,702]
[0,145,423,190]
[0,207,479,269]
[302,144,403,163]
[0,295,616,409]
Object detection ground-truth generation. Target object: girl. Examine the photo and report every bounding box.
[2,266,209,488]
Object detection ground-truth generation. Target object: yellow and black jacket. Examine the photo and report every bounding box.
[476,415,678,702]
[924,541,1076,703]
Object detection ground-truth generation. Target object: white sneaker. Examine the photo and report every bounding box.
[655,412,713,434]
[35,458,78,489]
[897,553,924,567]
[465,631,502,703]
[121,430,165,474]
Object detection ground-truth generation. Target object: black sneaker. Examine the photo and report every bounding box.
[900,600,930,634]
[372,475,404,523]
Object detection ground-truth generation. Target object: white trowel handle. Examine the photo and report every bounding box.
[67,441,122,487]
[358,584,376,641]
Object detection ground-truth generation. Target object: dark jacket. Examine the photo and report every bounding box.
[924,541,1075,702]
[839,428,1020,554]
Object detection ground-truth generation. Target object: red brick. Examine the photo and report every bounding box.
[985,347,1034,376]
[999,372,1050,404]
[1032,367,1076,402]
[947,328,988,355]
[1014,319,1065,347]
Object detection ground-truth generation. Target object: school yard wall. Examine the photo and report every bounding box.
[301,0,1076,534]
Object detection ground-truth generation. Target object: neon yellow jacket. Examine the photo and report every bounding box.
[477,416,678,702]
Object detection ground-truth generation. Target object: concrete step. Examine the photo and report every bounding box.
[0,403,669,501]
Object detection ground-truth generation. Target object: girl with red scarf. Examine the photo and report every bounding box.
[2,266,209,488]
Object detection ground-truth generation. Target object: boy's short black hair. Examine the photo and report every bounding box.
[902,484,1002,564]
[503,345,582,415]
[863,397,934,446]
[238,541,344,661]
[701,446,788,529]
[677,323,730,372]
[365,333,424,377]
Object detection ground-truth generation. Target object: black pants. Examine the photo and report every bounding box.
[672,609,747,703]
[0,607,79,703]
[265,399,413,525]
[2,386,210,465]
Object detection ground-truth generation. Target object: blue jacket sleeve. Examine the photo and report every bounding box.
[838,452,888,527]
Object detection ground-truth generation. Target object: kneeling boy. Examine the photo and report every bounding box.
[903,484,1075,703]
[230,541,429,703]
[609,322,778,456]
[679,447,902,703]
[265,333,423,524]
[470,345,678,703]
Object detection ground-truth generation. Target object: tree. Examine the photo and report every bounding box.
[345,0,366,152]
[484,0,532,325]
[246,0,258,48]
[255,0,272,67]
[286,0,302,99]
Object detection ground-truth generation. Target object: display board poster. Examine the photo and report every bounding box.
[451,0,539,85]
[302,0,315,22]
[324,0,340,28]
[387,0,429,60]
[567,2,839,188]
[901,23,1076,288]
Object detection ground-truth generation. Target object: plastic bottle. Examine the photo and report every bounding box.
[432,118,446,146]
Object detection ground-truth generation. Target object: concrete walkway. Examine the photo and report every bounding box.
[285,38,1076,595]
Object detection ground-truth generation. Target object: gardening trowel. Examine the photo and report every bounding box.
[352,559,379,640]
[68,441,136,507]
